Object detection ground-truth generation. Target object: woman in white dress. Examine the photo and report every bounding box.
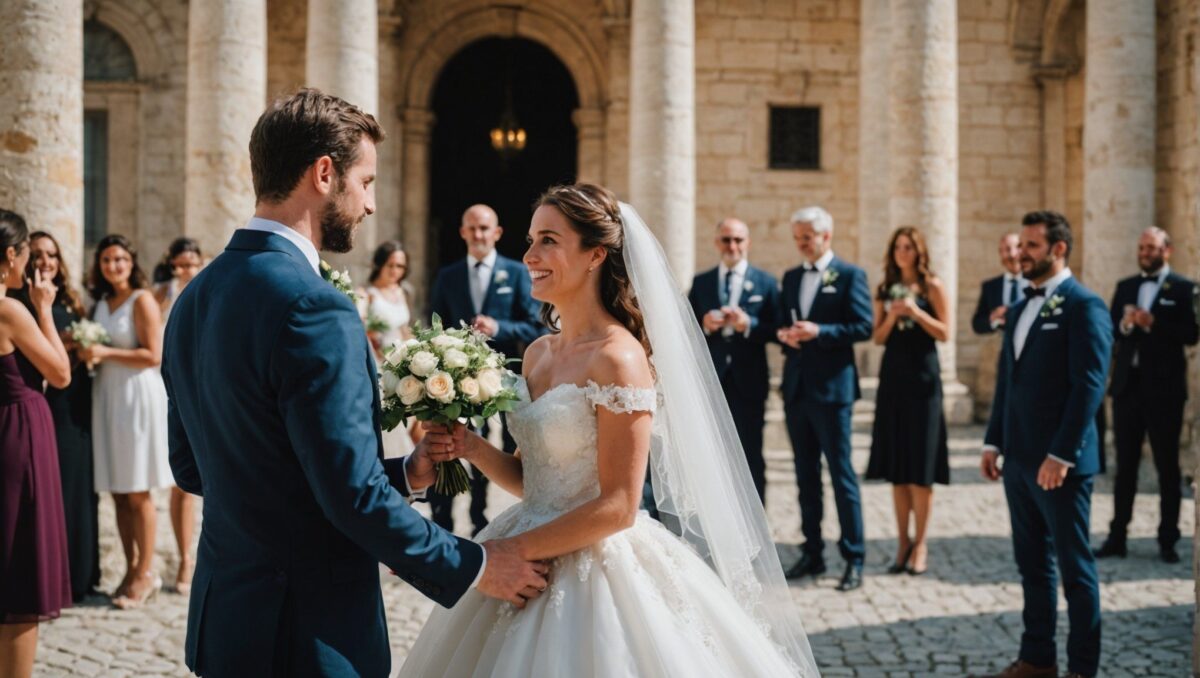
[358,241,416,458]
[153,237,203,595]
[400,184,818,677]
[81,235,171,610]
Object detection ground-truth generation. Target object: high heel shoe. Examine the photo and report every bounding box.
[175,558,195,595]
[113,574,162,610]
[887,545,914,574]
[906,545,928,576]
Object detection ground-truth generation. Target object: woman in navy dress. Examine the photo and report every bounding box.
[0,210,73,677]
[866,226,951,576]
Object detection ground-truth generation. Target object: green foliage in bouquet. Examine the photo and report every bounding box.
[377,314,520,495]
[365,313,391,334]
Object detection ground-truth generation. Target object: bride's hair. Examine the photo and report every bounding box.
[534,183,650,357]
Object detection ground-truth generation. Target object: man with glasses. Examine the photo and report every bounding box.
[687,218,780,503]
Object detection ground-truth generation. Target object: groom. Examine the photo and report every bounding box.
[976,211,1109,678]
[161,89,547,678]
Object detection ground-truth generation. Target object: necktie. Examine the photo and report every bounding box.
[1007,278,1019,306]
[471,261,486,312]
[1024,286,1046,299]
[721,270,733,306]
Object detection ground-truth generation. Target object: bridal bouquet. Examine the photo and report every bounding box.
[887,283,916,331]
[377,314,520,495]
[67,319,111,375]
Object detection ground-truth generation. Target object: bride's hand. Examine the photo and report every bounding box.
[420,422,473,463]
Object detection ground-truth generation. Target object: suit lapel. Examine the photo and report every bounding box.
[807,259,837,321]
[1016,278,1072,365]
[479,257,502,312]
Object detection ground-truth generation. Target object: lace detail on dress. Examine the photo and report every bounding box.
[582,380,657,414]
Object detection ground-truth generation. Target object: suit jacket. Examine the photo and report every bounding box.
[1109,271,1200,401]
[984,275,1112,475]
[972,274,1010,335]
[688,264,780,402]
[778,256,873,405]
[162,230,483,677]
[429,254,544,363]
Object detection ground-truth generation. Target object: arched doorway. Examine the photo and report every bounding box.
[428,37,579,268]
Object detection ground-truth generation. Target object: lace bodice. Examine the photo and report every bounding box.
[507,379,657,515]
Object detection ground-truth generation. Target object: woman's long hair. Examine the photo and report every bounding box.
[877,226,935,299]
[153,237,202,284]
[28,231,86,318]
[89,234,148,301]
[533,183,650,357]
[368,240,407,285]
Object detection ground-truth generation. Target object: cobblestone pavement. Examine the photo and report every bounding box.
[35,424,1194,677]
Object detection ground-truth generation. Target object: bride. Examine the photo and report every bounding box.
[399,184,818,677]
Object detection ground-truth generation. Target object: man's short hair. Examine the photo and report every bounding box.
[1145,226,1171,248]
[249,88,385,204]
[790,206,833,234]
[1021,210,1073,259]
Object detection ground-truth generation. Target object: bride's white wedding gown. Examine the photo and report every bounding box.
[398,379,802,677]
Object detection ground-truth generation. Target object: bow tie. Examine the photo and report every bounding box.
[1024,287,1046,299]
[802,265,819,274]
[1141,272,1161,280]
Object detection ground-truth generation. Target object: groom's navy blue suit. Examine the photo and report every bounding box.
[779,256,872,565]
[162,229,483,678]
[985,273,1111,677]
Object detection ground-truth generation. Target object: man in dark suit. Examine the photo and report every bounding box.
[161,89,546,678]
[776,206,872,592]
[688,217,781,503]
[429,204,544,535]
[976,211,1110,678]
[972,232,1026,335]
[1094,227,1199,564]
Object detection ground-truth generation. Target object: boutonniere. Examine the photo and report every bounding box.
[320,260,360,304]
[743,280,754,292]
[1039,293,1065,318]
[494,269,509,284]
[821,269,839,287]
[1162,281,1172,292]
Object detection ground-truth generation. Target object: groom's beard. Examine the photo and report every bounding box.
[1021,253,1054,281]
[320,181,360,254]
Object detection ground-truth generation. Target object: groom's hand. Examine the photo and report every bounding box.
[1036,457,1069,491]
[406,425,468,491]
[477,538,549,609]
[980,449,1001,481]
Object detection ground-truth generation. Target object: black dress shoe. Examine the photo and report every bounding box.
[784,553,826,579]
[836,564,863,592]
[886,545,914,575]
[1160,546,1181,564]
[1092,538,1126,558]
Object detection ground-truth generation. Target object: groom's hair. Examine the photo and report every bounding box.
[250,88,385,204]
[1021,210,1073,258]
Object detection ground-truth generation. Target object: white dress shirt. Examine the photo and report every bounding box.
[718,259,749,308]
[1002,272,1030,306]
[242,217,321,275]
[468,249,498,314]
[799,250,835,319]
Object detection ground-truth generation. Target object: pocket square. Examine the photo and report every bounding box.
[1041,323,1059,330]
[821,286,837,294]
[495,286,513,295]
[1159,298,1177,306]
[747,295,763,303]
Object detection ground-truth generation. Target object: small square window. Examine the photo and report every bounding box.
[768,106,820,170]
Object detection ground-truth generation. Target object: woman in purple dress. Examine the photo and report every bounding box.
[0,209,73,678]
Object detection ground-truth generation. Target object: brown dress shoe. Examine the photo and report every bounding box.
[969,659,1058,678]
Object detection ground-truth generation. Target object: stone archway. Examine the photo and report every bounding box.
[392,1,608,297]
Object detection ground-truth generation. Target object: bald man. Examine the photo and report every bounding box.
[971,233,1028,335]
[428,204,544,535]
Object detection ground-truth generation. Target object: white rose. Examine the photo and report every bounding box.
[477,368,503,400]
[408,350,439,377]
[431,334,465,351]
[384,341,408,366]
[380,370,400,395]
[484,353,503,368]
[396,375,425,405]
[424,371,456,403]
[459,377,481,403]
[443,348,470,370]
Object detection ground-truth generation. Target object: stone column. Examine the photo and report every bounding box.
[0,0,83,269]
[857,0,890,377]
[1083,0,1155,305]
[628,0,695,285]
[573,107,606,185]
[401,108,435,306]
[185,0,267,255]
[888,0,969,423]
[602,15,631,196]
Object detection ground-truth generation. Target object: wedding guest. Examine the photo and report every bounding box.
[25,232,102,601]
[429,204,543,535]
[152,237,202,595]
[777,206,872,592]
[688,217,780,503]
[976,211,1108,678]
[85,234,173,609]
[0,210,72,678]
[1094,227,1199,564]
[866,227,950,576]
[972,233,1026,335]
[359,240,418,458]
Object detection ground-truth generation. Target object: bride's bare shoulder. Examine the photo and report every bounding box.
[521,334,554,377]
[588,326,653,389]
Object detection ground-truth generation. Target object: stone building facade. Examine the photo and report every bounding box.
[3,0,1199,430]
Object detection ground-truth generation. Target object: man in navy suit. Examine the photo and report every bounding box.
[688,217,781,503]
[1094,227,1199,564]
[161,90,547,678]
[972,233,1027,335]
[429,204,544,535]
[776,206,872,592]
[977,211,1110,678]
